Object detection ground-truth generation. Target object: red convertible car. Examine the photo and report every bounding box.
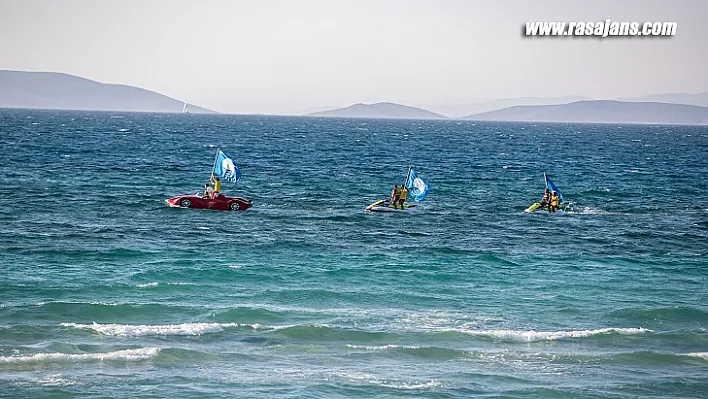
[166,193,252,211]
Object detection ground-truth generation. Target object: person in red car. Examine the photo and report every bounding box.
[210,175,221,199]
[202,183,213,199]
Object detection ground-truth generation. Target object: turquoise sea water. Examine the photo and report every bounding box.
[1,109,707,398]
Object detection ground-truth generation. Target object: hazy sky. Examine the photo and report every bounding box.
[1,0,707,114]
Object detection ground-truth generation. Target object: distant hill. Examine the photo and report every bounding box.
[423,96,593,118]
[307,102,446,120]
[617,92,708,108]
[463,100,708,125]
[0,70,214,113]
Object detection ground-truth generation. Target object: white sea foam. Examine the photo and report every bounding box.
[380,380,442,389]
[61,322,241,336]
[345,344,420,351]
[136,282,158,288]
[0,348,159,363]
[447,327,651,341]
[569,207,610,215]
[36,301,119,306]
[269,323,317,331]
[684,352,708,359]
[334,372,441,389]
[34,375,77,386]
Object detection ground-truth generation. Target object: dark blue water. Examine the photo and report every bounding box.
[1,109,707,398]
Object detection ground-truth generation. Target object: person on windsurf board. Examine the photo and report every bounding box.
[366,168,429,212]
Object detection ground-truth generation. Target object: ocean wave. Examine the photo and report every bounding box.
[333,371,442,390]
[537,350,708,366]
[683,352,708,359]
[272,324,393,341]
[0,348,159,363]
[445,327,651,342]
[345,344,420,351]
[136,282,158,288]
[36,301,120,307]
[4,302,204,325]
[134,282,194,288]
[344,344,468,360]
[61,322,251,336]
[607,306,708,324]
[33,375,77,387]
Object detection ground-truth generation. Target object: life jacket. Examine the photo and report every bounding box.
[392,187,401,198]
[399,187,408,200]
[551,194,559,206]
[213,179,221,193]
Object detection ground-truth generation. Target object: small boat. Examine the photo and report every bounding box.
[167,148,251,211]
[366,168,429,213]
[525,173,565,213]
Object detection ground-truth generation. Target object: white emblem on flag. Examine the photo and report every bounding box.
[413,177,425,193]
[222,158,235,173]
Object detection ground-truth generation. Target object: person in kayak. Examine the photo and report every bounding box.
[549,191,559,212]
[540,188,551,210]
[390,185,401,209]
[398,185,409,209]
[210,175,221,199]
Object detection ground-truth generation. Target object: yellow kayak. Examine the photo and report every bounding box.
[525,202,567,213]
[524,202,542,213]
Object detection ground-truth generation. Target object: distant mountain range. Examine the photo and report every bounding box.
[307,97,708,125]
[617,92,708,108]
[0,70,214,113]
[307,102,446,119]
[422,96,594,118]
[464,100,708,125]
[3,70,707,124]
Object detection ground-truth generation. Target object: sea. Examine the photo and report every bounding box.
[1,109,707,398]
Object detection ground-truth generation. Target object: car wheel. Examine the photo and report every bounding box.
[229,201,241,211]
[180,198,192,207]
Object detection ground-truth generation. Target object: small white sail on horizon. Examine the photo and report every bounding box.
[182,101,189,113]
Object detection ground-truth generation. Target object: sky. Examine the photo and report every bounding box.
[1,0,707,114]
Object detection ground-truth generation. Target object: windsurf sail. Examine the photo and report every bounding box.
[405,168,430,201]
[544,173,563,203]
[182,101,189,113]
[213,149,242,183]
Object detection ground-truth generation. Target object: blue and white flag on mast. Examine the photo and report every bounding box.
[544,173,563,203]
[405,169,430,202]
[213,150,242,183]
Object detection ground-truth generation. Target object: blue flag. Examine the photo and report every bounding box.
[544,173,563,203]
[405,169,430,201]
[213,150,242,183]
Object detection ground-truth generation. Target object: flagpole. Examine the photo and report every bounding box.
[404,166,412,187]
